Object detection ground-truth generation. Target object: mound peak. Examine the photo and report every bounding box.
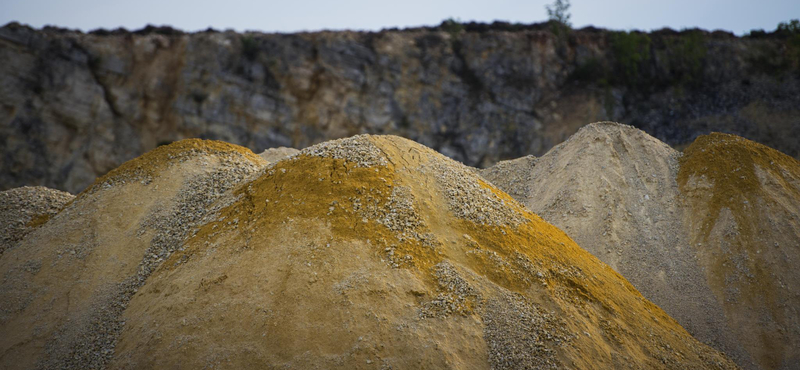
[0,139,267,369]
[679,132,800,370]
[0,186,74,254]
[482,124,800,370]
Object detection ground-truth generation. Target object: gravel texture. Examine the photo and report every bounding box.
[426,157,523,227]
[0,186,74,254]
[0,134,740,370]
[36,147,265,370]
[258,147,299,164]
[482,292,567,370]
[478,155,537,201]
[480,122,798,370]
[301,135,388,167]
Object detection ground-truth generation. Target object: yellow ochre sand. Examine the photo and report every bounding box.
[1,134,736,369]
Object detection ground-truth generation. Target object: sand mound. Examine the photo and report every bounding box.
[679,133,800,370]
[258,147,300,164]
[0,186,74,254]
[0,139,266,369]
[0,134,737,369]
[481,123,800,370]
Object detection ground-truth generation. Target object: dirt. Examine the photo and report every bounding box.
[481,122,800,370]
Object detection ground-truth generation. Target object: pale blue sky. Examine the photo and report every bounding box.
[1,0,798,35]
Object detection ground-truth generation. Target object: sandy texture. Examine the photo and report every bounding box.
[481,122,800,370]
[679,133,800,370]
[0,139,266,369]
[258,147,299,164]
[2,135,737,369]
[0,186,74,255]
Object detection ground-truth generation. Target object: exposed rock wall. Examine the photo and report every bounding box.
[1,22,798,193]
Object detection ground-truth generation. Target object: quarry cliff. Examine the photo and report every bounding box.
[1,21,799,193]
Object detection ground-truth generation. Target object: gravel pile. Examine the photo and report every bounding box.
[1,134,741,370]
[478,155,537,200]
[426,157,523,227]
[301,135,388,167]
[420,261,481,318]
[482,292,568,370]
[39,152,264,370]
[479,122,772,369]
[0,186,74,254]
[81,139,262,197]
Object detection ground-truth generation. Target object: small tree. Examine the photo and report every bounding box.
[546,0,572,28]
[777,19,800,35]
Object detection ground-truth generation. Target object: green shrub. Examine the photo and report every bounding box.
[670,31,707,87]
[241,36,259,61]
[610,31,651,87]
[777,19,800,35]
[441,18,464,37]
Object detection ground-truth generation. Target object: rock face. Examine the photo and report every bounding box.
[1,22,799,194]
[0,136,738,369]
[481,122,800,370]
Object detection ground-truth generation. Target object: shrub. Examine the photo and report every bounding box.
[440,18,464,37]
[670,30,707,87]
[241,35,259,61]
[610,31,651,87]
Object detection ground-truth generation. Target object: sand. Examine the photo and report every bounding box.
[0,136,735,369]
[481,122,800,370]
[0,135,738,369]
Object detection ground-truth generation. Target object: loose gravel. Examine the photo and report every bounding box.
[40,154,263,370]
[426,157,523,227]
[0,186,74,254]
[301,135,388,167]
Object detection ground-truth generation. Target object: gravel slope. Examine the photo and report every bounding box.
[481,122,800,370]
[0,135,736,369]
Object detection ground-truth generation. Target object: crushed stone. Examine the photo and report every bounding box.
[0,186,74,254]
[482,292,568,370]
[258,147,299,164]
[301,135,388,167]
[425,156,523,227]
[38,154,263,370]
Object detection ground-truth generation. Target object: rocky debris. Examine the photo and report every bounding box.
[427,156,523,227]
[0,134,739,370]
[482,292,567,370]
[258,147,299,164]
[420,261,481,318]
[301,135,388,167]
[52,157,265,369]
[370,185,438,248]
[2,22,799,194]
[0,139,267,370]
[478,155,537,200]
[481,122,800,370]
[0,186,73,254]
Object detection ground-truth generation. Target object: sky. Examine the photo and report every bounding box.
[1,0,798,36]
